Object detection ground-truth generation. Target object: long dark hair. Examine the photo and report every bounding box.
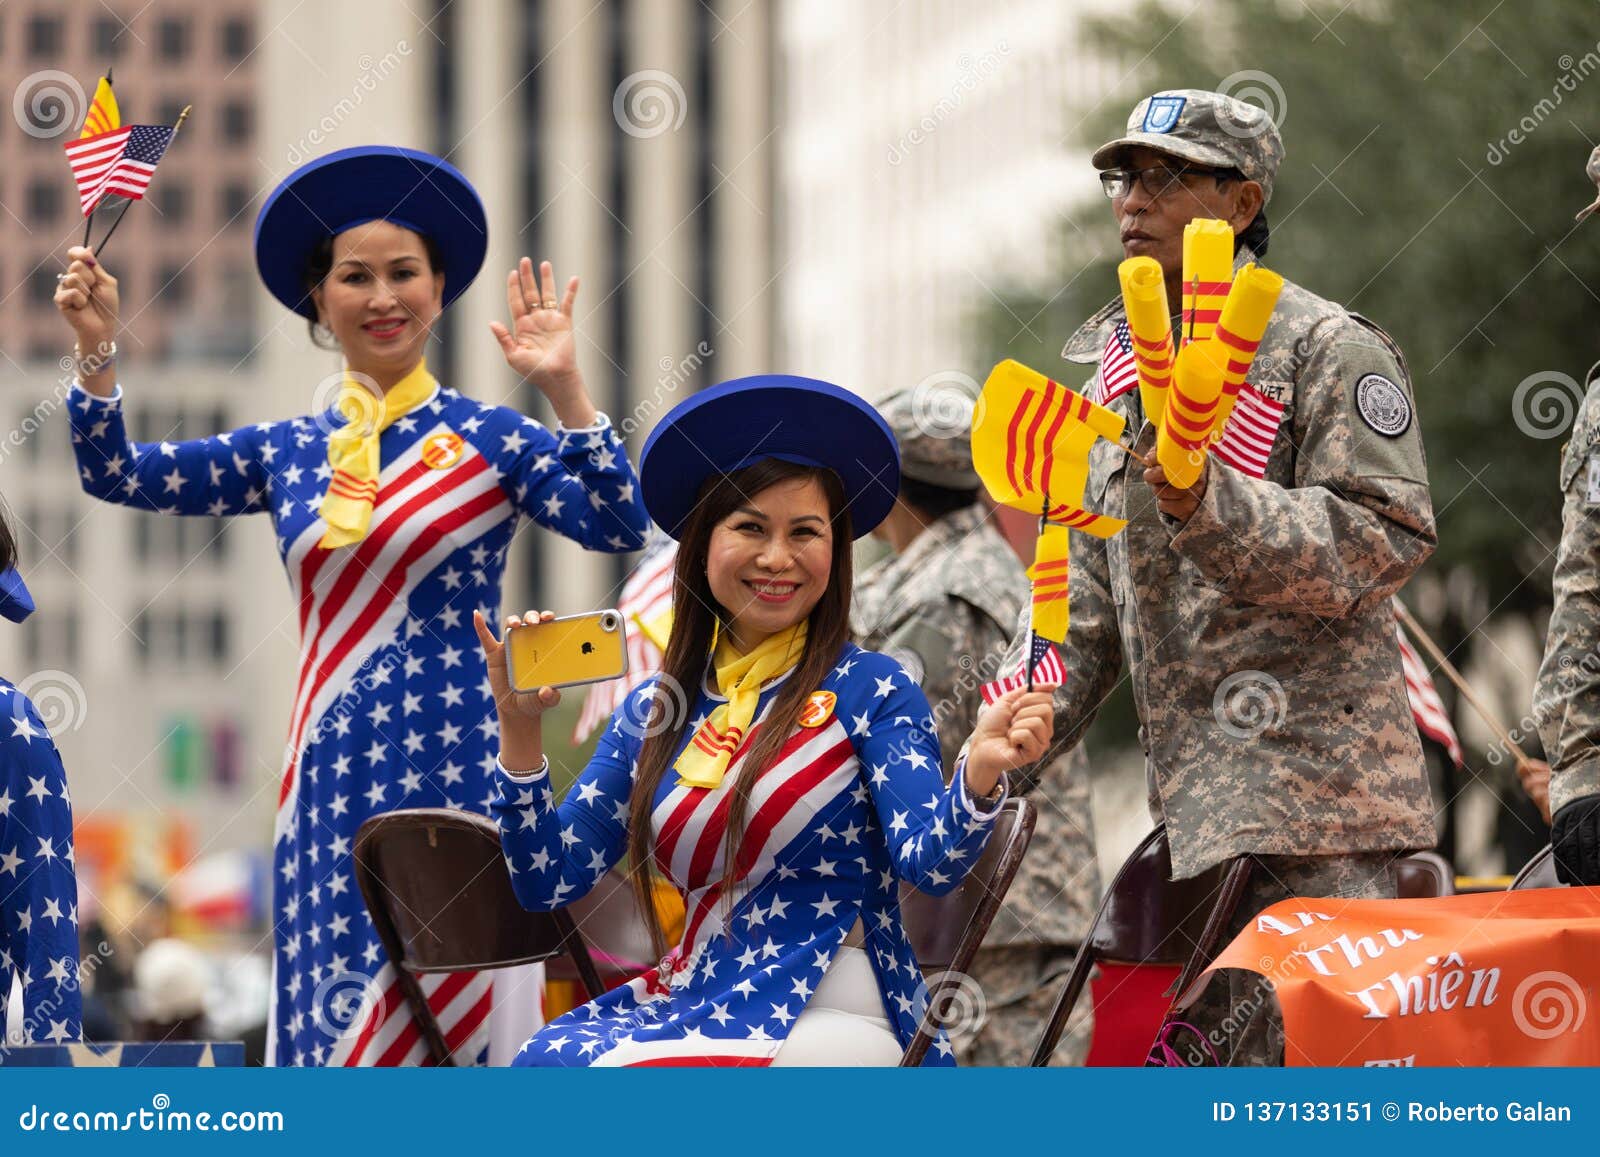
[626,458,855,956]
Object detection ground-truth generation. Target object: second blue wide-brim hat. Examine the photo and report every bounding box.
[640,375,900,541]
[254,145,488,319]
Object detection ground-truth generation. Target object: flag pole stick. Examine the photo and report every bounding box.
[93,105,190,261]
[1028,493,1048,693]
[1393,599,1532,771]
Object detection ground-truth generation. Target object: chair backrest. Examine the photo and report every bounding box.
[1391,851,1456,899]
[897,797,1036,1066]
[355,808,596,974]
[543,867,658,983]
[899,797,1036,972]
[1091,826,1246,965]
[1510,845,1562,891]
[1029,825,1252,1066]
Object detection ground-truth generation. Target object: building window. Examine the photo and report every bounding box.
[27,16,63,59]
[158,17,189,61]
[157,98,188,129]
[30,265,58,307]
[27,180,58,224]
[158,263,189,305]
[220,102,252,145]
[220,182,253,223]
[221,17,252,62]
[156,182,190,226]
[93,17,126,59]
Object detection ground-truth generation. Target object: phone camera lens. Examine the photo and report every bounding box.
[601,612,619,632]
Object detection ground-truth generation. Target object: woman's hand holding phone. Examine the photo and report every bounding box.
[474,608,562,774]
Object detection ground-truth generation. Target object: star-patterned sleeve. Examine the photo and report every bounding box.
[473,405,649,553]
[68,384,275,516]
[490,680,653,912]
[0,687,81,1046]
[845,651,1002,896]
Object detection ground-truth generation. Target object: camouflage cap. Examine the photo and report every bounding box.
[1092,88,1284,203]
[876,383,981,490]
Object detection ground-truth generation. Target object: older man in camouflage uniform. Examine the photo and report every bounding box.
[853,386,1102,1066]
[1532,148,1600,887]
[1019,89,1438,1065]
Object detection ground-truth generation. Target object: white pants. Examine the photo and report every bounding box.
[770,946,902,1067]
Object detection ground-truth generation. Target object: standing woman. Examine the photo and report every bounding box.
[54,146,651,1066]
[474,377,1056,1066]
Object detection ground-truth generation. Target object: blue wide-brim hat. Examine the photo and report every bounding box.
[640,375,900,540]
[254,146,488,319]
[0,568,34,623]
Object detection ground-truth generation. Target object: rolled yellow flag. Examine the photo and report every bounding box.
[1157,338,1227,490]
[1180,219,1234,344]
[1117,256,1175,426]
[1211,262,1284,433]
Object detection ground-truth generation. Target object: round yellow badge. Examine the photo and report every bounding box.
[797,690,836,728]
[422,431,465,470]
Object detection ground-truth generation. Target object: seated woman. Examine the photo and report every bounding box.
[473,376,1055,1066]
[0,527,81,1049]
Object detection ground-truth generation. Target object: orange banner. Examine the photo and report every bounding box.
[1188,889,1600,1066]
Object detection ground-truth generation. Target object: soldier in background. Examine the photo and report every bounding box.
[853,387,1102,1066]
[1534,145,1600,887]
[1028,89,1438,1065]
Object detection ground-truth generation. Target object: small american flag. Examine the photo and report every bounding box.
[1394,605,1464,767]
[980,636,1066,704]
[63,124,176,216]
[1211,384,1286,479]
[1094,320,1139,406]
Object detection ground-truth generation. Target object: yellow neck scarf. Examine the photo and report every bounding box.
[674,621,807,790]
[318,359,437,548]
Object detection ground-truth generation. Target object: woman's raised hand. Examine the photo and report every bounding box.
[490,258,581,391]
[53,245,120,356]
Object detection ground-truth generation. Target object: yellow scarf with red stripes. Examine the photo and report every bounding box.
[318,360,437,548]
[673,621,807,790]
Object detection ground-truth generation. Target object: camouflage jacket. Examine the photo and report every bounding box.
[852,504,1101,947]
[1046,252,1438,879]
[1535,366,1600,815]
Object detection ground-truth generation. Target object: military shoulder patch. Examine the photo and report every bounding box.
[1355,373,1411,437]
[1587,453,1600,505]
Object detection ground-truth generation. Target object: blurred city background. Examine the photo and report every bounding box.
[0,0,1589,1046]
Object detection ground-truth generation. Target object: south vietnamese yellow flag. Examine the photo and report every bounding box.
[973,359,1127,533]
[80,74,119,139]
[1027,524,1071,643]
[1180,218,1233,343]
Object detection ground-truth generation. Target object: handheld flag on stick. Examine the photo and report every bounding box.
[77,71,120,247]
[1118,257,1175,425]
[64,80,187,258]
[975,358,1134,693]
[1180,218,1233,342]
[973,359,1132,530]
[1157,338,1227,490]
[1211,262,1283,431]
[1027,524,1071,645]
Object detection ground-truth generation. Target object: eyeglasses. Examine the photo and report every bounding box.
[1098,164,1235,200]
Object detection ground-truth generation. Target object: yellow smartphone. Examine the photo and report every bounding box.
[505,610,629,692]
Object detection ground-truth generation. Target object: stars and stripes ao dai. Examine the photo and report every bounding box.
[0,681,81,1048]
[491,644,1004,1067]
[67,381,650,1066]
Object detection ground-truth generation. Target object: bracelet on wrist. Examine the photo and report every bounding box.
[73,340,117,378]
